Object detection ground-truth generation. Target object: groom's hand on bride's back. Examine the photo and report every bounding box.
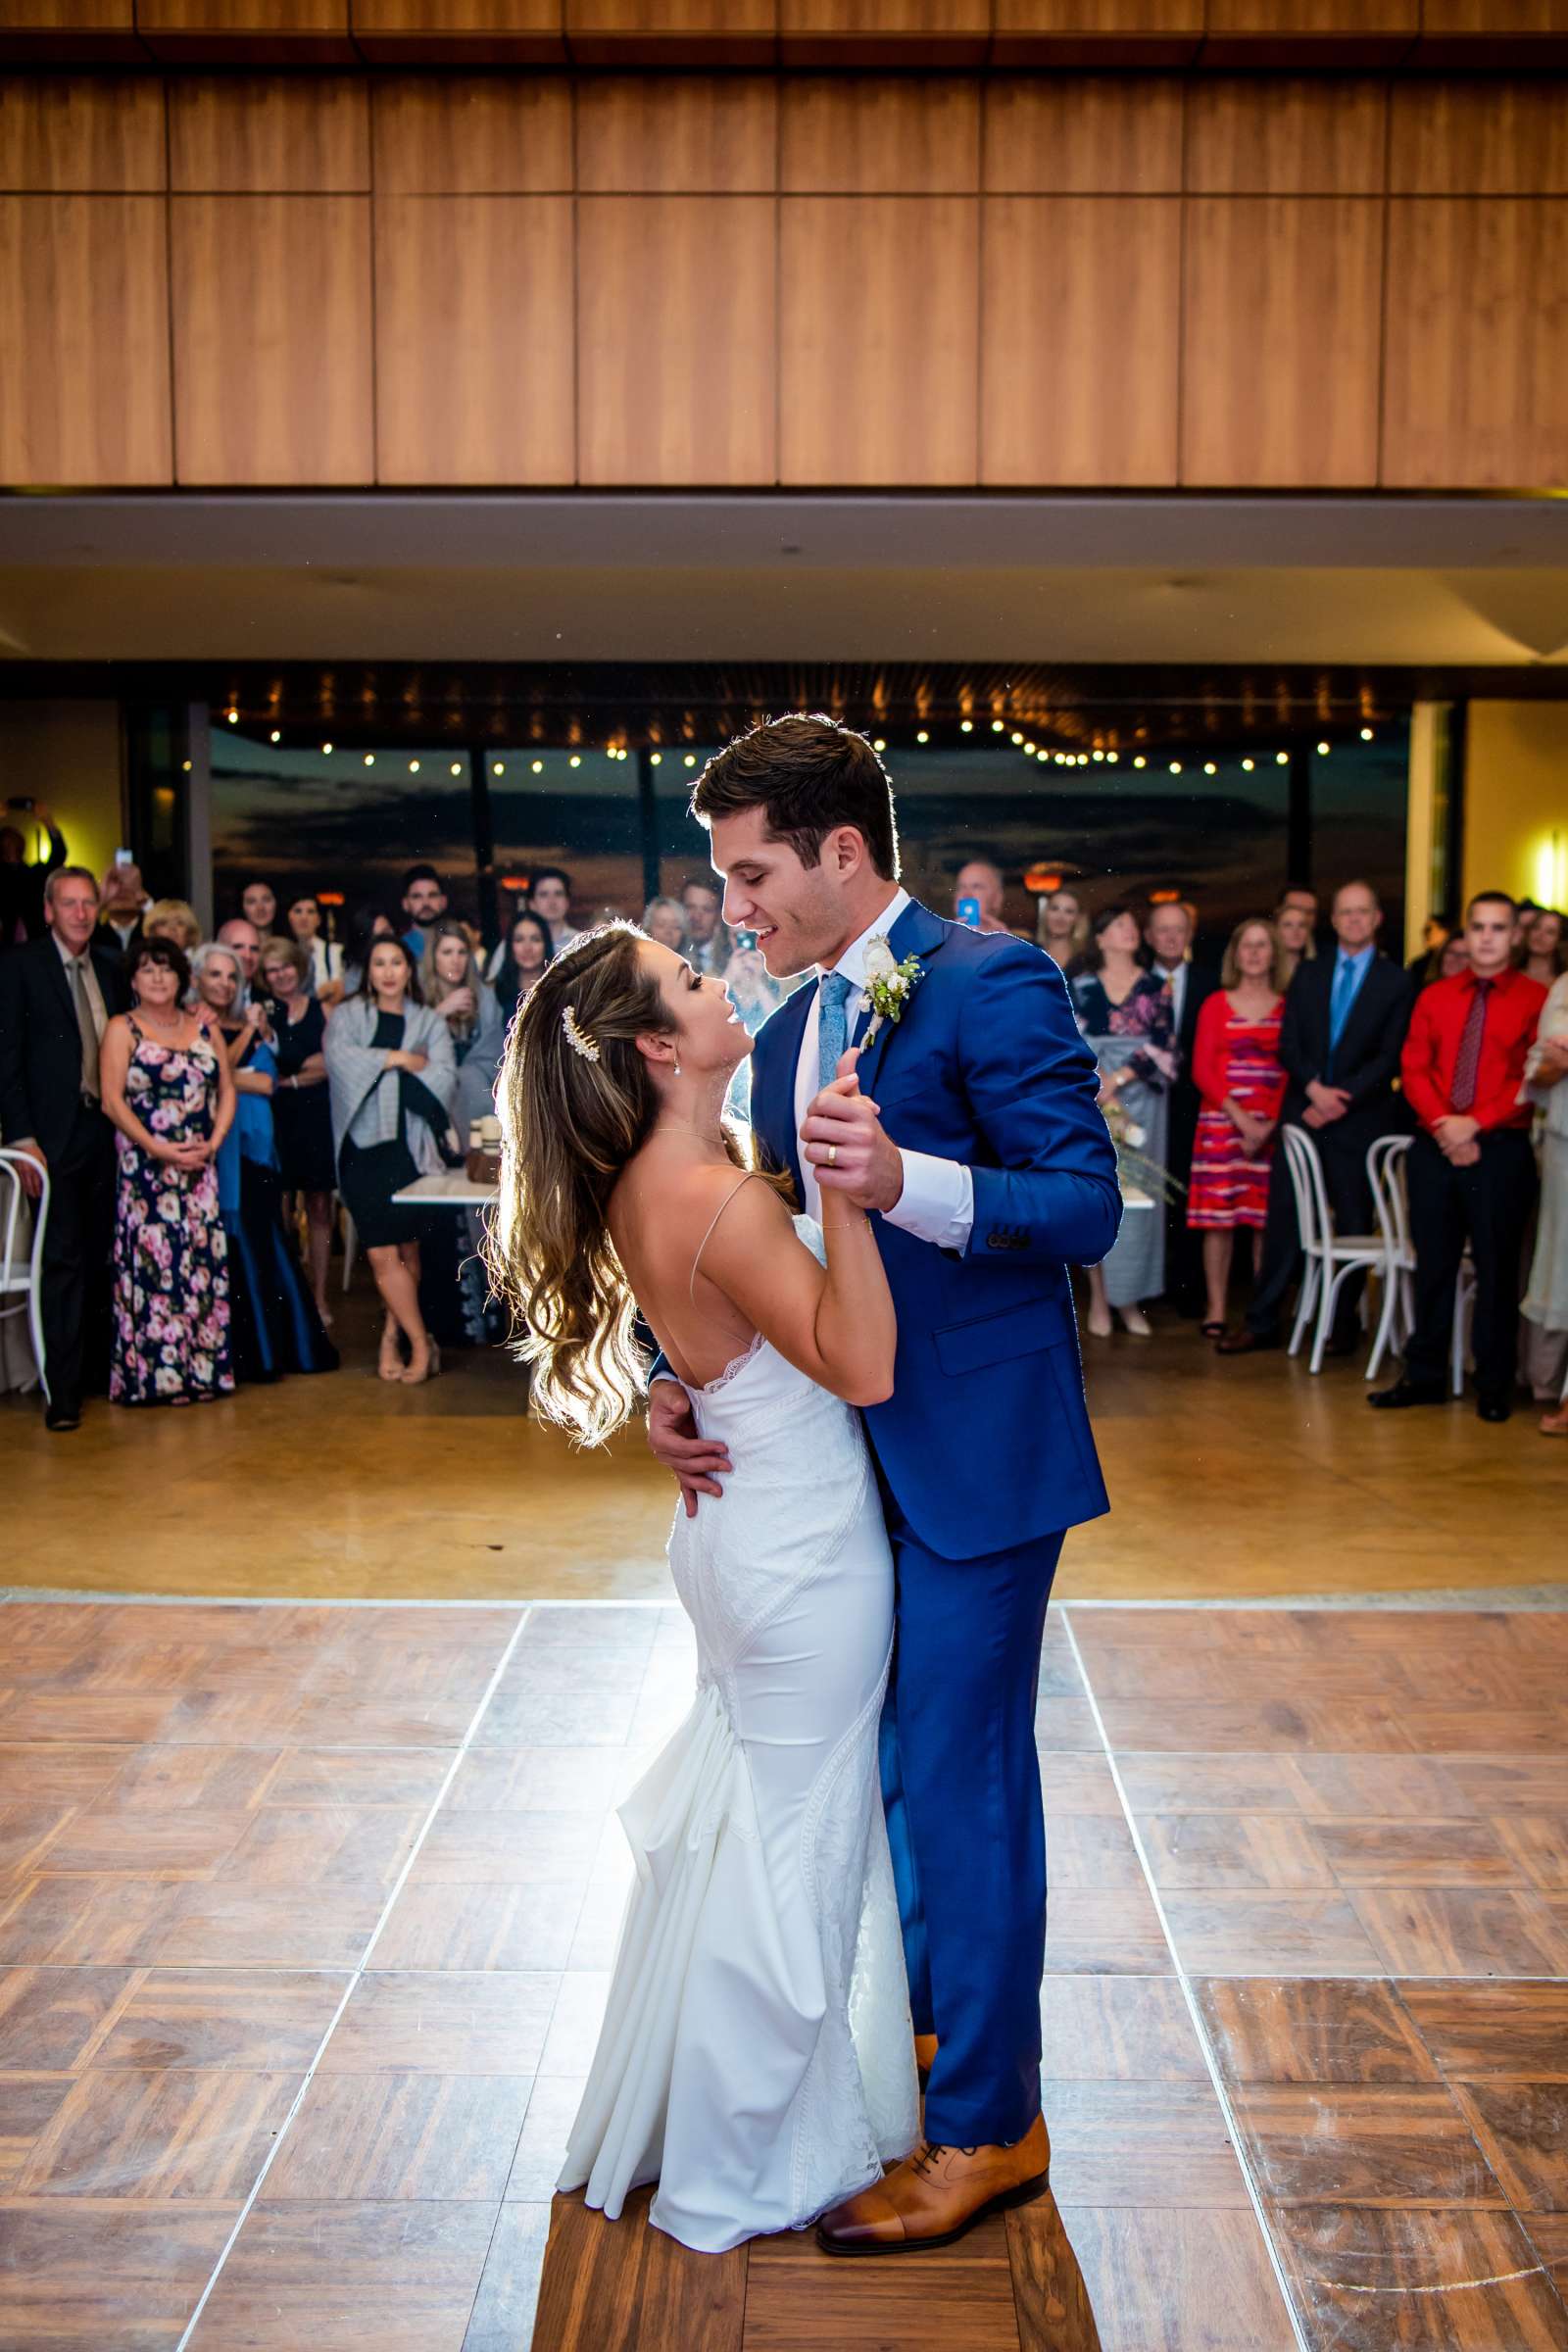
[647,1381,732,1518]
[801,1050,905,1215]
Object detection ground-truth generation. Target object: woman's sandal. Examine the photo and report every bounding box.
[1200,1321,1226,1341]
[402,1340,441,1387]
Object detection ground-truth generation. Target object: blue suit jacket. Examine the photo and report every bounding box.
[750,899,1120,1562]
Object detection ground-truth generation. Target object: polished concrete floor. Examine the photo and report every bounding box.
[1,1596,1566,2351]
[4,1290,1563,1603]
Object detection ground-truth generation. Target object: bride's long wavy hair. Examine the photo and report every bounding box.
[482,922,784,1446]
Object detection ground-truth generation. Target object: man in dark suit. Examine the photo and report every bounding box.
[0,865,126,1430]
[1219,879,1414,1356]
[1145,900,1219,1317]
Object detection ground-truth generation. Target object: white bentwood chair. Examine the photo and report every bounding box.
[1281,1123,1390,1376]
[0,1147,51,1402]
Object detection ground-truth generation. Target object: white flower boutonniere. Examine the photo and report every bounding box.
[860,934,924,1050]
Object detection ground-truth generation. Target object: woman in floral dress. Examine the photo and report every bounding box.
[1069,906,1179,1337]
[98,937,235,1406]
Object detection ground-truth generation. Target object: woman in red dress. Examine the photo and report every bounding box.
[1188,918,1290,1339]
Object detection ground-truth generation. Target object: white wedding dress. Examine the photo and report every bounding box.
[558,1214,919,2252]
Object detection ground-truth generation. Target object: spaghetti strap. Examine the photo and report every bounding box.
[690,1172,761,1303]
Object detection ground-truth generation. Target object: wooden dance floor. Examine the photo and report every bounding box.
[1,1592,1567,2351]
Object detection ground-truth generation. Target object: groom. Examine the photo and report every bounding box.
[648,715,1120,2252]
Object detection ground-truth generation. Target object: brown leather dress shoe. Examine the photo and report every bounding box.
[815,2114,1051,2255]
[1215,1326,1278,1356]
[913,2033,939,2088]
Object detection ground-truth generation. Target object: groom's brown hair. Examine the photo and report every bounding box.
[690,714,901,883]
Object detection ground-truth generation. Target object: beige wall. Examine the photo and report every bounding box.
[1464,703,1568,914]
[0,698,124,888]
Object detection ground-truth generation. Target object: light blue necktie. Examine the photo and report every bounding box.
[1329,952,1360,1059]
[817,970,855,1087]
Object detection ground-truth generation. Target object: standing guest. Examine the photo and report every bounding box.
[194,943,337,1385]
[1071,905,1178,1337]
[427,920,507,1133]
[1188,920,1289,1337]
[1038,885,1089,975]
[1146,899,1219,1318]
[285,893,346,1005]
[1274,896,1316,982]
[954,858,1018,936]
[97,861,148,962]
[1220,881,1415,1359]
[642,897,686,953]
[261,935,337,1330]
[144,900,202,954]
[100,938,234,1407]
[216,917,264,998]
[0,867,125,1430]
[399,864,449,970]
[324,938,457,1386]
[1409,910,1454,983]
[1281,885,1319,932]
[1437,934,1471,981]
[681,875,733,976]
[1,800,66,949]
[1522,906,1566,990]
[340,904,398,998]
[241,880,277,935]
[493,909,554,1021]
[1522,970,1568,1431]
[1372,891,1546,1422]
[528,867,581,956]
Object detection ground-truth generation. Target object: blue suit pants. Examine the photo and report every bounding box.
[877,1505,1062,2147]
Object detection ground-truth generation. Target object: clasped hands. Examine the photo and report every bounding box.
[1302,1079,1351,1131]
[799,1048,905,1215]
[1432,1113,1481,1167]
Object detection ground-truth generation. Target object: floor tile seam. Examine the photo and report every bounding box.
[166,1602,534,2352]
[1,1590,674,1611]
[1059,1604,1314,2352]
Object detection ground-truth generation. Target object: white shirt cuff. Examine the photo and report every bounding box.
[884,1150,974,1252]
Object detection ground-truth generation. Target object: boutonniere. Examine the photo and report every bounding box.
[860,934,924,1049]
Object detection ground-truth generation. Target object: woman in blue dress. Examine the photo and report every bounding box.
[99,938,236,1406]
[191,942,339,1386]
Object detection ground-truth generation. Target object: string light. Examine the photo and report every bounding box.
[1242,758,1254,771]
[1276,752,1289,765]
[1316,740,1331,756]
[450,762,462,775]
[1203,761,1216,774]
[1010,731,1023,745]
[409,760,419,773]
[321,742,333,755]
[684,753,696,767]
[225,710,238,725]
[649,752,662,765]
[991,719,1004,733]
[959,718,973,733]
[493,761,504,775]
[1133,756,1147,769]
[364,754,374,766]
[569,754,581,768]
[1106,752,1118,764]
[873,738,887,752]
[1360,725,1374,741]
[1091,750,1103,762]
[1169,760,1183,774]
[916,729,929,744]
[270,729,281,744]
[181,759,192,772]
[532,759,544,772]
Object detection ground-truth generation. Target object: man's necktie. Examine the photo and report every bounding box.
[817,969,855,1088]
[1329,955,1358,1059]
[70,955,101,1099]
[1449,977,1492,1112]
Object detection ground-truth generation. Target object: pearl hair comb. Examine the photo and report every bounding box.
[562,1004,601,1064]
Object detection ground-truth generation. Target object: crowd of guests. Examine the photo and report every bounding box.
[1022,873,1568,1434]
[0,851,763,1432]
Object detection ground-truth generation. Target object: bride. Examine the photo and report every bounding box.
[484,921,918,2253]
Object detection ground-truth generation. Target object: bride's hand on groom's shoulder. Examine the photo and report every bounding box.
[801,1050,905,1215]
[647,1380,733,1518]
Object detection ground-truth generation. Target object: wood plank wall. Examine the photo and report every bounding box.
[3,67,1568,488]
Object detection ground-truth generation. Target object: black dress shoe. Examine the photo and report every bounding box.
[1477,1395,1512,1424]
[44,1401,81,1433]
[1216,1326,1279,1356]
[1368,1379,1447,1410]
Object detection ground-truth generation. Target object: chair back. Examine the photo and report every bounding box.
[0,1150,35,1297]
[1366,1134,1412,1262]
[1281,1123,1331,1255]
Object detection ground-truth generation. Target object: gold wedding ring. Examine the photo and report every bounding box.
[826,1143,838,1167]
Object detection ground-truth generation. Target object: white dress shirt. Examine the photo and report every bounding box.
[792,888,974,1251]
[54,930,109,1040]
[1152,956,1187,1034]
